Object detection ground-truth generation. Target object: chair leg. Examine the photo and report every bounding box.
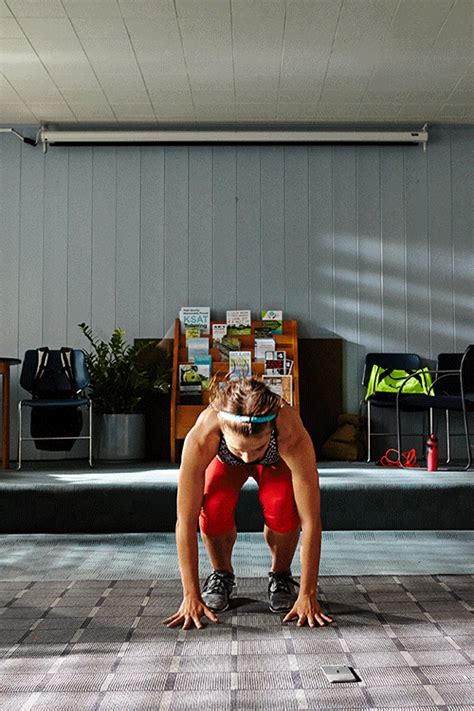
[88,401,93,468]
[366,401,372,462]
[461,402,472,471]
[396,397,404,468]
[17,402,22,470]
[445,410,451,464]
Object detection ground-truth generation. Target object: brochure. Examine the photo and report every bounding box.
[229,351,252,380]
[226,309,252,335]
[262,374,293,405]
[261,309,283,334]
[187,337,209,363]
[179,307,211,335]
[254,338,276,361]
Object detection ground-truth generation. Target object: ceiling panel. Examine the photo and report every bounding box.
[0,0,472,125]
[0,17,23,37]
[6,0,66,17]
[232,0,286,103]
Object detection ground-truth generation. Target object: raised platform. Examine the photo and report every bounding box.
[0,462,472,533]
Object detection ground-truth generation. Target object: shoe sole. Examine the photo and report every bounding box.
[269,604,292,614]
[206,601,230,613]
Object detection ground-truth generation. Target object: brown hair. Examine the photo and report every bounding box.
[209,376,282,436]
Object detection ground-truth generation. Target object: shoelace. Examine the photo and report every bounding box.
[204,572,234,594]
[379,448,419,468]
[268,572,300,594]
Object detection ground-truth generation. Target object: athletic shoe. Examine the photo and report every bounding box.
[268,570,300,613]
[201,570,235,612]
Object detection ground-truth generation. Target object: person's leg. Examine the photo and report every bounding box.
[199,457,249,572]
[264,524,300,573]
[201,527,237,575]
[257,460,301,612]
[199,458,249,612]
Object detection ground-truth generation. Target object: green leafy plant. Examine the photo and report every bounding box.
[79,323,171,414]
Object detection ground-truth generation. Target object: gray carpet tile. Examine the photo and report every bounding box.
[98,691,164,710]
[1,531,473,579]
[29,692,101,710]
[1,575,472,711]
[368,684,442,706]
[0,695,31,711]
[235,690,300,710]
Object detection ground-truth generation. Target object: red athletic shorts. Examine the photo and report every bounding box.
[199,456,300,537]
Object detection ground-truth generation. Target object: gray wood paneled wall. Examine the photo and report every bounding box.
[1,125,473,458]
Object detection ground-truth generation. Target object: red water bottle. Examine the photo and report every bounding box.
[426,434,438,472]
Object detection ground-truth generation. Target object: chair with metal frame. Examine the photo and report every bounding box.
[361,352,423,462]
[436,352,463,464]
[17,349,93,469]
[396,345,474,470]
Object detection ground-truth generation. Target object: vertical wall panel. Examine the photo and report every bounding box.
[91,147,116,338]
[0,134,21,450]
[0,137,21,354]
[285,147,309,334]
[428,135,454,357]
[357,148,382,358]
[309,147,334,336]
[43,150,69,347]
[116,149,141,338]
[163,147,189,332]
[18,142,44,353]
[381,147,406,351]
[333,147,357,341]
[140,147,164,337]
[212,147,237,316]
[236,147,261,310]
[451,128,474,351]
[261,147,285,310]
[404,145,429,356]
[67,148,93,348]
[188,148,213,308]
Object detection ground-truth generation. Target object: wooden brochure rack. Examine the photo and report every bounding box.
[170,318,299,462]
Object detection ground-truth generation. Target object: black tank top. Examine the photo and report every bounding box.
[217,427,280,466]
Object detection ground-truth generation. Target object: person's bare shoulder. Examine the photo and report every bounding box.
[187,406,221,449]
[276,403,308,449]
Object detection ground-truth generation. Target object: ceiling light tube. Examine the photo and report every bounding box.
[39,128,428,147]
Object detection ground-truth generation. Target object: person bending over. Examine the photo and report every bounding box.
[165,376,332,630]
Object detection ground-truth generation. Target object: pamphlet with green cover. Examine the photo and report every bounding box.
[261,309,283,334]
[226,310,252,335]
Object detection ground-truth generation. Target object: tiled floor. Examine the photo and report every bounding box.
[0,531,473,580]
[0,533,473,709]
[0,575,473,710]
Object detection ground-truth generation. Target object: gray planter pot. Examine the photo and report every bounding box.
[93,413,146,461]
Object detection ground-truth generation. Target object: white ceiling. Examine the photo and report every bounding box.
[0,0,473,127]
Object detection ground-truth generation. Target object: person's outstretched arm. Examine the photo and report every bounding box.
[164,409,220,629]
[278,406,332,628]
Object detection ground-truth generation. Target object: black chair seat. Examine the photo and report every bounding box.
[398,393,474,412]
[21,398,90,408]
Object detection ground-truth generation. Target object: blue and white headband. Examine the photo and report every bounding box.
[218,411,277,424]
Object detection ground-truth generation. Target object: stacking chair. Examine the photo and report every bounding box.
[18,348,93,469]
[362,352,422,462]
[396,345,474,470]
[437,353,463,464]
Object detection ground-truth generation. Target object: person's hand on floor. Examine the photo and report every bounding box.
[283,594,333,627]
[164,596,218,630]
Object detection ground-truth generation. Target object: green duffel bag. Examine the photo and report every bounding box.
[365,365,433,400]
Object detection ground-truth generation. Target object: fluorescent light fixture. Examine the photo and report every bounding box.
[39,128,428,147]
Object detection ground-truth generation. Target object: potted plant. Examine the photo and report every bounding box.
[79,323,171,461]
